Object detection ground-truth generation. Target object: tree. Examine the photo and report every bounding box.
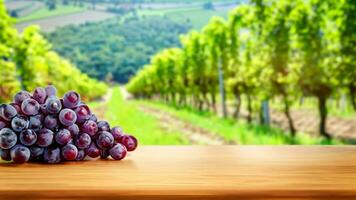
[337,0,356,110]
[182,31,209,110]
[251,0,270,125]
[292,0,338,138]
[203,17,229,117]
[226,5,246,118]
[264,0,297,136]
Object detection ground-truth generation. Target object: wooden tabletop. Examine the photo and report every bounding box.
[1,146,356,200]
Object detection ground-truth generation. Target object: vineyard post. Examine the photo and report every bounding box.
[218,58,227,118]
[262,100,270,125]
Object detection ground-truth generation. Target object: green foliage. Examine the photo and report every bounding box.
[0,0,107,103]
[127,0,356,139]
[0,0,21,102]
[45,16,191,83]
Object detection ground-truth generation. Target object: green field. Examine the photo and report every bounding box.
[138,7,229,29]
[17,5,86,23]
[93,86,343,145]
[167,8,228,29]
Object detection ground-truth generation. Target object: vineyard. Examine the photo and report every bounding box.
[0,0,107,103]
[1,0,355,145]
[127,0,355,140]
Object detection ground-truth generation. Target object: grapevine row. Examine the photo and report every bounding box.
[127,0,355,138]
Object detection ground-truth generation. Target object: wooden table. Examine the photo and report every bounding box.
[1,146,356,199]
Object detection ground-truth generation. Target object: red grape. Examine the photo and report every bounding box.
[0,104,17,121]
[0,85,137,164]
[121,135,138,151]
[59,109,77,126]
[63,91,80,109]
[109,144,127,160]
[21,98,40,116]
[10,144,30,163]
[33,87,47,104]
[61,144,78,161]
[0,128,17,149]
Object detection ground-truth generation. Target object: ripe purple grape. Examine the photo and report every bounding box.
[19,129,37,146]
[61,144,78,161]
[121,135,138,151]
[45,96,62,114]
[81,120,98,136]
[75,133,91,149]
[59,109,77,126]
[111,126,124,143]
[11,115,29,132]
[97,121,110,132]
[13,91,31,105]
[33,87,47,104]
[29,146,44,161]
[85,143,100,158]
[10,144,30,163]
[67,124,79,136]
[0,149,11,161]
[0,104,17,121]
[29,115,42,131]
[21,98,40,116]
[44,115,58,130]
[36,128,54,147]
[74,104,91,123]
[55,129,71,146]
[0,128,17,149]
[45,85,57,97]
[109,143,127,160]
[43,147,61,164]
[96,131,114,149]
[63,91,80,109]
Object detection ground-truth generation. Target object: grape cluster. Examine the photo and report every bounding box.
[0,85,137,164]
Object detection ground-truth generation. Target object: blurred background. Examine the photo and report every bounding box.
[0,0,355,145]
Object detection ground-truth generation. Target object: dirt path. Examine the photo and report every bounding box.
[139,105,231,145]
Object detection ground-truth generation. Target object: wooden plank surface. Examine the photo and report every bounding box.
[1,146,356,199]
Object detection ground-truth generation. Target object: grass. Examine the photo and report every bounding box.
[17,5,86,23]
[136,100,344,145]
[102,87,189,145]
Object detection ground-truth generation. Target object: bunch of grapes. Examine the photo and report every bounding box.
[0,85,137,164]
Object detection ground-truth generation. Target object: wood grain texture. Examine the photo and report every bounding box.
[1,146,356,200]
